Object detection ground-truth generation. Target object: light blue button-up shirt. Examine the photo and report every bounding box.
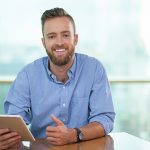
[4,53,115,138]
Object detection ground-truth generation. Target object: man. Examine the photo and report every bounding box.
[0,7,115,149]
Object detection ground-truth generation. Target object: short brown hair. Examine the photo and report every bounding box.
[41,7,76,34]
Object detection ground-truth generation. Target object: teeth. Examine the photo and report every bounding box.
[56,49,65,52]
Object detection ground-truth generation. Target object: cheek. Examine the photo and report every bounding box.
[66,39,76,47]
[44,41,53,49]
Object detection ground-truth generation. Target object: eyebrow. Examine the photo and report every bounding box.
[46,32,56,36]
[46,31,70,36]
[61,31,70,34]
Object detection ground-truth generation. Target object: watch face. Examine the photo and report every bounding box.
[79,132,84,140]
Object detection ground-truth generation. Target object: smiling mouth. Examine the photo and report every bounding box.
[55,49,66,52]
[54,49,67,56]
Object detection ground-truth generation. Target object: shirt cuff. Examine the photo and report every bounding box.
[89,116,114,134]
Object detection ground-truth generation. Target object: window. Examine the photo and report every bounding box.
[0,0,150,140]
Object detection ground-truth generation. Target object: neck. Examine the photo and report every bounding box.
[49,58,74,83]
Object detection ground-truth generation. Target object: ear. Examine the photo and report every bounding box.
[41,37,46,49]
[74,34,78,46]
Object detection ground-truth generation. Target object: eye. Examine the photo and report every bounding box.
[63,34,70,38]
[47,35,56,39]
[49,36,54,39]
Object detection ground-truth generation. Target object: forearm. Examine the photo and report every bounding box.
[69,122,105,143]
[79,122,105,141]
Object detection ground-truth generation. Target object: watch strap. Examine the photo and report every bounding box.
[74,128,82,142]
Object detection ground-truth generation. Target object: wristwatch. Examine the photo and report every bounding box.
[74,128,84,142]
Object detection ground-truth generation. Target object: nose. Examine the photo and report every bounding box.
[55,36,64,46]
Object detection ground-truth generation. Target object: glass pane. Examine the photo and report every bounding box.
[0,0,150,142]
[111,83,150,140]
[0,83,10,114]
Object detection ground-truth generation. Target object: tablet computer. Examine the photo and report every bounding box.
[0,115,35,142]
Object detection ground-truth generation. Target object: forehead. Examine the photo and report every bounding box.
[43,17,74,34]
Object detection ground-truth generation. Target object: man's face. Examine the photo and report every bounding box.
[42,17,78,66]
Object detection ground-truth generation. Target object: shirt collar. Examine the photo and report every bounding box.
[45,54,76,81]
[68,54,76,77]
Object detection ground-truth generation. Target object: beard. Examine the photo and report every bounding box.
[46,44,75,66]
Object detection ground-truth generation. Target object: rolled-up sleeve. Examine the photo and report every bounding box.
[89,62,115,134]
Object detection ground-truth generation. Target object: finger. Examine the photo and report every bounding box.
[8,140,21,149]
[0,128,10,135]
[46,131,60,138]
[46,126,60,132]
[51,115,64,126]
[46,136,59,142]
[2,139,21,149]
[0,135,21,146]
[49,141,62,146]
[0,132,19,141]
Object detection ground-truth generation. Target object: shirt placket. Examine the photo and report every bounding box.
[60,84,68,124]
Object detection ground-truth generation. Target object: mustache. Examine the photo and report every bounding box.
[52,44,66,50]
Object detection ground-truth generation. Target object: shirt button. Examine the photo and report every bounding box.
[63,103,66,107]
[63,119,66,122]
[63,86,65,89]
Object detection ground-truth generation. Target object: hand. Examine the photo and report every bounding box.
[46,115,76,145]
[0,128,21,149]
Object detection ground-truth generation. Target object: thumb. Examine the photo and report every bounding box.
[51,115,64,126]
